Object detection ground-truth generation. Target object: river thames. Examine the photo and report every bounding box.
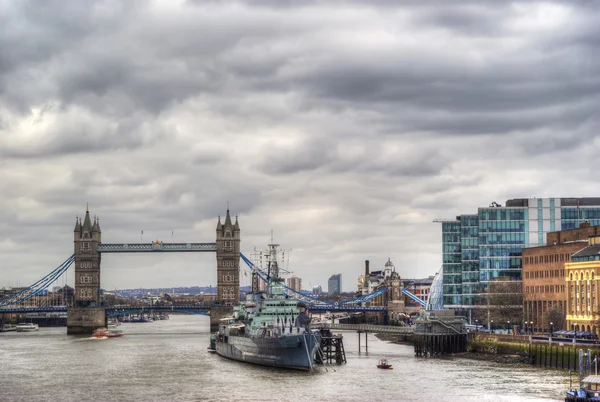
[0,315,570,401]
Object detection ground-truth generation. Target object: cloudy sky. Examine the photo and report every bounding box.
[1,0,598,292]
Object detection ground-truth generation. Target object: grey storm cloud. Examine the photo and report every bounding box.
[0,0,599,291]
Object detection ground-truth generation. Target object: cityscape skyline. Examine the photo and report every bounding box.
[2,1,598,292]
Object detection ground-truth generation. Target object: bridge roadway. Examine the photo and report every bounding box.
[311,322,414,334]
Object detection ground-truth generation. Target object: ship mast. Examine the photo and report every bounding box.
[268,231,280,281]
[251,264,259,294]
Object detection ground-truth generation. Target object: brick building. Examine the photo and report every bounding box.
[523,223,600,332]
[287,276,302,293]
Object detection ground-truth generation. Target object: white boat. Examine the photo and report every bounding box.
[16,323,39,332]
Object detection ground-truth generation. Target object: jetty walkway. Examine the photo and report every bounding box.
[310,322,414,334]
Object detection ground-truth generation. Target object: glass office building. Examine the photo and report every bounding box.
[440,198,600,312]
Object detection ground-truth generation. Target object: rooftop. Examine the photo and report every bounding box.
[572,244,600,259]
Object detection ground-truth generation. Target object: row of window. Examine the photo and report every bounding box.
[461,250,479,261]
[570,283,596,293]
[80,262,93,269]
[443,254,462,263]
[573,255,600,263]
[479,246,522,257]
[562,208,600,220]
[442,223,460,232]
[524,253,572,265]
[524,269,565,279]
[569,297,596,316]
[478,233,526,245]
[222,274,235,282]
[568,271,597,281]
[80,275,94,284]
[562,219,600,230]
[479,209,527,221]
[443,234,460,243]
[78,288,94,299]
[221,260,236,268]
[443,244,461,253]
[461,227,478,237]
[459,216,478,226]
[479,258,522,269]
[443,264,462,275]
[462,272,480,283]
[478,269,522,282]
[221,287,236,299]
[479,221,528,232]
[525,284,566,294]
[462,239,479,248]
[462,261,479,271]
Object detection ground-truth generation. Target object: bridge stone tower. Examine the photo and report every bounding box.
[211,209,240,330]
[216,209,240,305]
[67,207,106,334]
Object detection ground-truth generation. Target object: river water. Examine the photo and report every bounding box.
[0,315,571,401]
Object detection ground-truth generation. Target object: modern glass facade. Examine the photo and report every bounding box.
[442,221,461,306]
[460,215,479,306]
[426,266,444,311]
[439,198,600,311]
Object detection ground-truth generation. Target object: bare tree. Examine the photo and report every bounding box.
[474,279,523,330]
[542,308,565,333]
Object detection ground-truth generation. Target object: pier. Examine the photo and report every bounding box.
[413,315,467,356]
[315,328,347,364]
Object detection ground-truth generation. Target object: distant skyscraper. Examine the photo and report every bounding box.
[287,276,302,293]
[312,285,322,296]
[328,274,342,296]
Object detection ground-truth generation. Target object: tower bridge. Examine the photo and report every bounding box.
[1,206,395,334]
[67,206,240,334]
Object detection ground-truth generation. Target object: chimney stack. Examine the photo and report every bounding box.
[365,260,370,278]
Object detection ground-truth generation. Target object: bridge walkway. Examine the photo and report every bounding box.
[310,322,414,334]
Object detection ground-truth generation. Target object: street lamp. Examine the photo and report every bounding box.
[490,320,494,333]
[475,319,479,332]
[507,320,510,334]
[550,322,554,338]
[529,321,534,335]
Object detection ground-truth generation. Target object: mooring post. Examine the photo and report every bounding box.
[365,332,368,352]
[358,331,361,353]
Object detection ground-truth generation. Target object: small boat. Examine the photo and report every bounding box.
[16,323,39,332]
[377,356,393,370]
[0,324,17,332]
[92,328,124,339]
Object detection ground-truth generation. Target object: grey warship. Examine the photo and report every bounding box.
[214,241,321,370]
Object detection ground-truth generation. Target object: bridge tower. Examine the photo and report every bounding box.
[67,206,106,334]
[215,209,240,306]
[211,209,240,330]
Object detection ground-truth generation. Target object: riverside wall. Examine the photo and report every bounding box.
[468,333,600,370]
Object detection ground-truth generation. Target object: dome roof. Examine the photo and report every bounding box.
[385,258,394,267]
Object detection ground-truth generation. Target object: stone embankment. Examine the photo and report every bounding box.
[377,331,599,369]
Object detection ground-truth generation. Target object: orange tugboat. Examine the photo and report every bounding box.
[377,356,393,369]
[92,328,124,339]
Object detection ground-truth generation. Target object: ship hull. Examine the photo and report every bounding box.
[216,333,320,371]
